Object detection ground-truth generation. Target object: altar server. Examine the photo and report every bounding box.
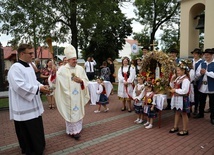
[8,44,50,154]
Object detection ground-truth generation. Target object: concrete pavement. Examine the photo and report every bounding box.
[0,94,214,155]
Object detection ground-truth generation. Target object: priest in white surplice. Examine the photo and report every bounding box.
[54,45,90,140]
[8,44,50,155]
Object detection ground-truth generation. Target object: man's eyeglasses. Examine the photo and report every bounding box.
[24,52,34,55]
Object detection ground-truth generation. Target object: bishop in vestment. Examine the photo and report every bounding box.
[54,45,90,140]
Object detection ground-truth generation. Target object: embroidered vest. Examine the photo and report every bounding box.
[122,65,131,79]
[198,62,214,91]
[195,59,203,72]
[173,76,190,96]
[101,85,106,95]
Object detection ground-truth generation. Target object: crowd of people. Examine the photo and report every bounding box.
[7,43,214,154]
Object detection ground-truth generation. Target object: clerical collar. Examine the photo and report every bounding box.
[18,59,30,67]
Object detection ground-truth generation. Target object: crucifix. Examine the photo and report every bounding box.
[150,40,158,51]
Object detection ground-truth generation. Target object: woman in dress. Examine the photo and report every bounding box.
[41,59,56,109]
[117,57,136,112]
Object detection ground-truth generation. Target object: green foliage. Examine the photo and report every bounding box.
[131,50,143,60]
[133,27,150,47]
[0,0,132,61]
[80,0,133,66]
[0,0,53,52]
[53,46,65,56]
[133,0,180,50]
[160,26,180,52]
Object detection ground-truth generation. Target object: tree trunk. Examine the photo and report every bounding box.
[70,1,78,58]
[150,32,155,51]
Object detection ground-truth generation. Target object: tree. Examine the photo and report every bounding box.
[0,0,132,60]
[159,15,180,52]
[133,0,180,50]
[0,0,51,57]
[81,0,132,66]
[133,27,150,47]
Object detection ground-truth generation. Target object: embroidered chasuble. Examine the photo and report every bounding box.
[54,64,90,123]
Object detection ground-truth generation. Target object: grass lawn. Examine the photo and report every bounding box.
[0,84,118,109]
[112,82,118,92]
[0,95,47,109]
[0,98,9,108]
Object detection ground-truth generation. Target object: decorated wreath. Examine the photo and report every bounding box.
[141,51,176,94]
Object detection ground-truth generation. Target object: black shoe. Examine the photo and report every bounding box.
[71,133,81,140]
[204,108,210,113]
[193,114,204,119]
[211,119,214,125]
[177,130,189,136]
[128,109,132,113]
[169,127,179,133]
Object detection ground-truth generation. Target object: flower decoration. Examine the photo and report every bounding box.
[71,73,76,80]
[136,74,145,80]
[144,81,154,88]
[141,50,175,94]
[178,59,190,72]
[96,76,104,81]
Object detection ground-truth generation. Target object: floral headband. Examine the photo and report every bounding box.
[136,74,145,80]
[122,56,130,62]
[144,81,154,88]
[177,60,190,72]
[96,76,104,81]
[135,57,142,60]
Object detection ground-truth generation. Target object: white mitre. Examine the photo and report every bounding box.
[64,45,77,59]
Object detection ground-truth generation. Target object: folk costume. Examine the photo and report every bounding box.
[8,60,45,154]
[133,83,145,114]
[54,45,90,136]
[117,65,136,100]
[96,84,109,105]
[196,58,214,123]
[143,91,157,118]
[192,56,203,114]
[170,75,190,113]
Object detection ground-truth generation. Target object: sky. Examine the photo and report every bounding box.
[0,2,144,47]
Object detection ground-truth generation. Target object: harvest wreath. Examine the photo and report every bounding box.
[141,51,176,94]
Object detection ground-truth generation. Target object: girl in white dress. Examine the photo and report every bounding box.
[132,75,145,124]
[143,82,156,129]
[94,77,109,113]
[117,57,136,112]
[169,60,190,136]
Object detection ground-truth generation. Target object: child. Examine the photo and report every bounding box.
[186,60,194,117]
[132,74,145,124]
[143,81,156,129]
[169,60,190,136]
[94,77,109,113]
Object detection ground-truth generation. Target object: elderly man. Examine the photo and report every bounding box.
[54,45,90,140]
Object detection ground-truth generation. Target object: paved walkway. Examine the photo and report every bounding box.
[0,94,214,155]
[0,91,8,98]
